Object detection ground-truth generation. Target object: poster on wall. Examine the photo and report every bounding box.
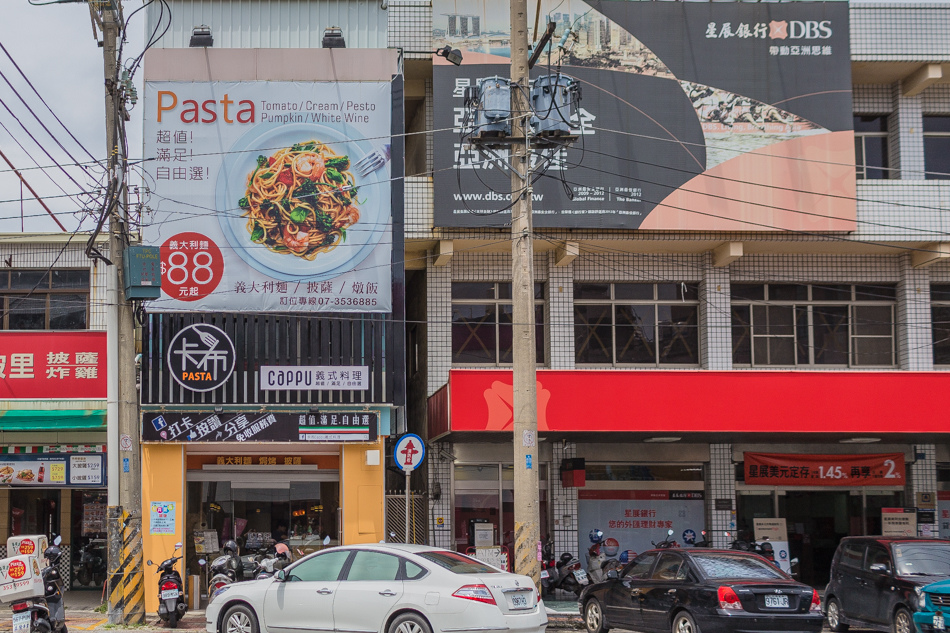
[143,80,394,312]
[753,518,791,574]
[0,454,106,487]
[881,508,917,537]
[432,0,853,230]
[150,501,176,535]
[744,453,905,487]
[577,490,705,556]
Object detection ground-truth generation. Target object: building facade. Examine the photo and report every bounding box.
[396,0,950,589]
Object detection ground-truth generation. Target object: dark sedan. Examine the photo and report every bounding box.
[578,548,823,633]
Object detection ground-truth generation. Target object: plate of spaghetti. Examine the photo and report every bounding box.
[216,123,387,280]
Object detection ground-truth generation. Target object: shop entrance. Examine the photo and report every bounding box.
[738,488,905,587]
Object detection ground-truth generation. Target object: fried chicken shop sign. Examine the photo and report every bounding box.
[167,323,236,392]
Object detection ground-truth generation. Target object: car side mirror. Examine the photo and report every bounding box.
[275,569,286,582]
[869,563,890,574]
[606,569,619,580]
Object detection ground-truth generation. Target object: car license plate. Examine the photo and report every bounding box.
[540,569,549,579]
[935,614,945,631]
[13,612,29,633]
[508,591,531,610]
[764,595,789,608]
[574,569,589,585]
[161,589,180,600]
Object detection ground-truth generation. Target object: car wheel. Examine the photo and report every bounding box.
[672,611,699,633]
[222,605,259,633]
[826,598,849,632]
[388,613,432,633]
[585,599,609,633]
[893,607,913,633]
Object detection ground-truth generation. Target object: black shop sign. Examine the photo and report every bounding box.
[143,410,378,443]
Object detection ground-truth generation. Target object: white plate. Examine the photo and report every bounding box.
[540,569,549,579]
[161,589,180,600]
[12,611,29,633]
[764,595,789,608]
[935,614,945,631]
[215,122,388,281]
[507,590,532,610]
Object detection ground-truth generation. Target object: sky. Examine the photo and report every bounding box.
[0,1,144,233]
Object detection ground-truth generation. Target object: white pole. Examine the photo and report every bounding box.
[405,470,411,543]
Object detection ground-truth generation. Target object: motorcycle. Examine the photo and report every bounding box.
[146,541,187,629]
[652,528,678,549]
[10,536,66,633]
[207,540,243,596]
[693,530,713,547]
[586,529,622,584]
[725,532,778,565]
[74,540,107,587]
[553,552,588,596]
[539,539,559,597]
[253,543,292,579]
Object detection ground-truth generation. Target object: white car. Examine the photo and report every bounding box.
[206,543,548,633]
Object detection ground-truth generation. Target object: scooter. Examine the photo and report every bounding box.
[207,540,243,595]
[692,530,712,547]
[74,540,107,587]
[587,536,622,584]
[539,539,559,597]
[652,528,677,549]
[10,536,66,633]
[553,552,588,596]
[253,543,292,579]
[147,541,186,629]
[725,532,778,565]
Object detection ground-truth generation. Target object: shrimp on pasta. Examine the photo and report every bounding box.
[237,140,360,259]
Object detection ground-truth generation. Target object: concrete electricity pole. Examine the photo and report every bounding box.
[96,1,145,624]
[509,0,541,586]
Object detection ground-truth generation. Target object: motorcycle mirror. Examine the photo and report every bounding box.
[323,536,331,546]
[790,557,800,565]
[606,569,619,580]
[147,559,153,566]
[174,542,182,550]
[53,535,62,546]
[198,559,206,566]
[724,531,731,538]
[667,529,674,536]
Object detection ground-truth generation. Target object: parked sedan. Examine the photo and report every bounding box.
[206,543,546,633]
[578,548,822,633]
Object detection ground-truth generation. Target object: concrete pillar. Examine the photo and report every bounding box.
[889,81,925,180]
[707,444,736,548]
[551,441,579,557]
[701,260,733,370]
[898,254,933,370]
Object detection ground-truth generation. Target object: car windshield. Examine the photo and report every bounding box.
[416,551,501,574]
[894,544,950,577]
[690,553,788,580]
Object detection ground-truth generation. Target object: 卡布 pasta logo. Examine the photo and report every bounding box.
[237,140,361,260]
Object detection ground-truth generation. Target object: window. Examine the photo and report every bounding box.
[731,283,895,367]
[287,549,351,582]
[652,553,688,581]
[931,284,950,366]
[343,550,401,581]
[690,553,786,580]
[854,115,889,180]
[584,464,704,482]
[574,282,700,366]
[623,552,658,579]
[865,546,891,573]
[416,551,501,574]
[0,269,89,330]
[839,542,865,570]
[924,116,950,180]
[451,282,545,365]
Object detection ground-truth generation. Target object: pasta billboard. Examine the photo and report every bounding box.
[432,0,854,230]
[143,80,394,312]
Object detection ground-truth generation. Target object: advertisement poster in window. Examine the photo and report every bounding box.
[431,0,854,230]
[150,501,176,535]
[143,80,394,312]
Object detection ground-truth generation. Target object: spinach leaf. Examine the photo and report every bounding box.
[250,224,264,241]
[326,156,350,170]
[325,167,345,183]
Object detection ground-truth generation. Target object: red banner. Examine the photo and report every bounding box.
[0,332,107,400]
[744,452,905,487]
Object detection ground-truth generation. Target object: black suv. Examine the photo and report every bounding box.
[824,537,950,633]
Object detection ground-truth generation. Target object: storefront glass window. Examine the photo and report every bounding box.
[71,491,108,589]
[10,489,59,536]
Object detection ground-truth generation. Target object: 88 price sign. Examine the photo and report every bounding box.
[160,232,224,302]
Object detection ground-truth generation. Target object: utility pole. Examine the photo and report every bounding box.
[97,1,145,624]
[509,0,541,586]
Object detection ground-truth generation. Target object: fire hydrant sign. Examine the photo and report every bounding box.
[0,332,106,399]
[394,434,425,472]
[150,501,177,535]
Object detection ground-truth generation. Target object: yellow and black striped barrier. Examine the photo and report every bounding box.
[108,509,145,625]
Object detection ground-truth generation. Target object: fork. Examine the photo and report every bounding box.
[198,330,219,349]
[353,144,392,178]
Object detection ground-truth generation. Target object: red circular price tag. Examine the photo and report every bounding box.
[8,560,26,579]
[160,232,224,302]
[18,539,34,555]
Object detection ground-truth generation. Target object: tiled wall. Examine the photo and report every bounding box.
[551,441,578,556]
[426,441,454,548]
[707,444,737,549]
[911,444,938,537]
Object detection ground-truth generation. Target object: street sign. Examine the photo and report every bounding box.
[394,434,425,473]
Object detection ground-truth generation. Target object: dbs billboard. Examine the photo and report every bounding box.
[432,0,854,230]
